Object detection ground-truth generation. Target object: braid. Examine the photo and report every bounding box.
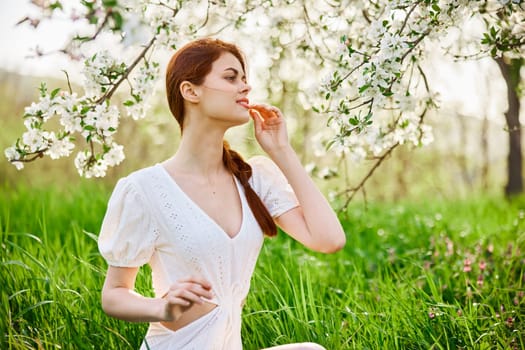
[222,141,277,237]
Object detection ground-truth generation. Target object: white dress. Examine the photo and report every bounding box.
[98,156,299,350]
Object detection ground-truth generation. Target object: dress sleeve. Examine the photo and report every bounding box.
[248,155,299,218]
[98,177,157,267]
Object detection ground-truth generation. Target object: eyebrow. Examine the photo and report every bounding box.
[224,67,245,77]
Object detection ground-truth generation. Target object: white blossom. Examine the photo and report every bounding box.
[60,111,83,133]
[5,146,21,161]
[420,124,434,146]
[46,135,75,160]
[24,102,41,116]
[304,162,316,174]
[3,0,517,180]
[104,143,125,166]
[83,104,120,137]
[82,51,125,99]
[125,102,150,120]
[125,62,159,120]
[12,161,24,170]
[22,129,50,153]
[75,151,107,178]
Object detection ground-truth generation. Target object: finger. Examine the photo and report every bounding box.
[249,104,279,120]
[166,296,191,307]
[172,289,206,305]
[176,282,214,300]
[177,276,212,290]
[250,109,263,133]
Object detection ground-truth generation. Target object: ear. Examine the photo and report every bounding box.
[180,81,200,103]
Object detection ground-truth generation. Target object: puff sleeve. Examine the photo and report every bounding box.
[98,177,157,267]
[248,156,299,218]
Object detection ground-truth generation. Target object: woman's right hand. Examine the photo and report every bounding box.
[161,276,213,322]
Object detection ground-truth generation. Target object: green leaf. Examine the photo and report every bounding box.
[50,88,61,99]
[358,84,370,93]
[102,0,118,7]
[50,1,63,10]
[123,100,135,107]
[111,11,123,30]
[81,0,95,10]
[349,117,359,126]
[490,26,498,38]
[39,83,47,97]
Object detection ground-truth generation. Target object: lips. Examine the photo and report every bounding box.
[236,98,250,109]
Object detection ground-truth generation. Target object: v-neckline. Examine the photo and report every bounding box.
[156,163,246,240]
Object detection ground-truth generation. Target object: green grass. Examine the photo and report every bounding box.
[1,182,524,349]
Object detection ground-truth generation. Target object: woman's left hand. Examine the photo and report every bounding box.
[249,103,290,155]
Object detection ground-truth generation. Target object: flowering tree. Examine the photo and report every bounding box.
[5,0,524,203]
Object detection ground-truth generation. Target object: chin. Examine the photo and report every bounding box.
[229,112,251,125]
[232,116,250,127]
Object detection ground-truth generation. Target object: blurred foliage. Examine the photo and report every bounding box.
[0,69,508,201]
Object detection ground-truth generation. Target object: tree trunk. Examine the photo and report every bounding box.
[495,57,523,196]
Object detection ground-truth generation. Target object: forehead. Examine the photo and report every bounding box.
[210,52,245,74]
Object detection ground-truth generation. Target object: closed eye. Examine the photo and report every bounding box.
[224,67,247,83]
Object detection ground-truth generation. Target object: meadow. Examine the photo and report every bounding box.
[1,180,523,350]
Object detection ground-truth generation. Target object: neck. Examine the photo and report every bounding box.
[167,121,228,176]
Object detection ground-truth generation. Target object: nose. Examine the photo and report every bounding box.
[240,81,251,94]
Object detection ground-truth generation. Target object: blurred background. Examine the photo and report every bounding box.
[0,1,517,203]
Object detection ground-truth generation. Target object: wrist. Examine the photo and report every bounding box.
[266,144,297,165]
[155,297,171,321]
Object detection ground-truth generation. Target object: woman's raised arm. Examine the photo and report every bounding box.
[250,104,346,253]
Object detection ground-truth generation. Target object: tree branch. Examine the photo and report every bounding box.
[96,36,156,104]
[338,142,400,211]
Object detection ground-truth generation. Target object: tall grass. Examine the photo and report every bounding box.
[1,182,524,349]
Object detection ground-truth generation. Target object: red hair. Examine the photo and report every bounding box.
[165,38,277,237]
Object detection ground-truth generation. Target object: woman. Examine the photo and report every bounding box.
[98,38,346,350]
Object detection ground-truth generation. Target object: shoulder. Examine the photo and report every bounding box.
[247,155,287,189]
[247,155,298,217]
[126,163,161,182]
[120,164,162,190]
[108,164,163,204]
[247,155,278,175]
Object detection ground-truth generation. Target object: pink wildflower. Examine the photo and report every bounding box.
[476,274,484,287]
[478,260,486,271]
[463,258,472,272]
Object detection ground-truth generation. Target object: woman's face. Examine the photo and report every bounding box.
[198,52,252,125]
